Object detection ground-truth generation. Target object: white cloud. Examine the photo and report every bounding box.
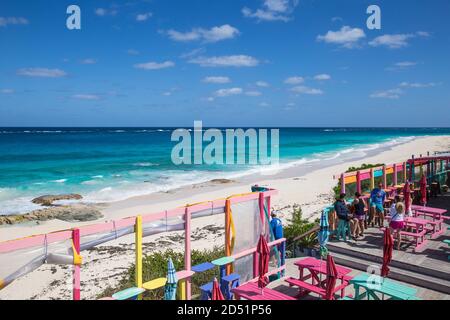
[290,85,323,95]
[369,88,403,99]
[1,89,14,94]
[81,58,97,64]
[203,76,231,84]
[214,87,243,97]
[395,61,417,68]
[95,8,118,16]
[166,24,239,43]
[399,82,438,88]
[317,26,366,48]
[127,49,140,55]
[242,0,298,22]
[179,48,205,59]
[369,31,430,49]
[416,31,430,37]
[385,61,418,71]
[314,74,331,81]
[259,102,270,107]
[17,68,67,78]
[162,91,172,96]
[0,17,29,27]
[134,61,175,70]
[72,94,100,100]
[256,81,269,87]
[189,55,259,67]
[284,76,304,85]
[369,33,415,49]
[245,91,262,96]
[136,12,152,21]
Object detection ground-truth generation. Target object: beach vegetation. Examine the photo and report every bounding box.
[99,247,224,300]
[284,205,318,253]
[333,163,385,197]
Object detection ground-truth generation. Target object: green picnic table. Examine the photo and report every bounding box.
[444,239,450,261]
[349,272,420,300]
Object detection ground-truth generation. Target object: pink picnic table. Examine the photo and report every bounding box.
[412,211,445,238]
[411,205,447,215]
[290,257,353,299]
[231,281,296,300]
[402,217,429,251]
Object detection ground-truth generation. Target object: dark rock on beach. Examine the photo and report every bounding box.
[32,194,83,206]
[0,205,103,225]
[210,179,234,184]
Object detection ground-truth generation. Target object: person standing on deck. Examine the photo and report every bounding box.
[352,192,366,237]
[270,211,285,271]
[334,193,359,240]
[389,201,406,250]
[369,182,386,227]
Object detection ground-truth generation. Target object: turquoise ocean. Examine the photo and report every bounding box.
[1,127,449,215]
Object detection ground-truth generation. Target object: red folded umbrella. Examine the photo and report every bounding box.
[404,182,411,214]
[257,234,270,290]
[420,175,427,205]
[211,278,224,300]
[381,228,394,277]
[325,254,338,300]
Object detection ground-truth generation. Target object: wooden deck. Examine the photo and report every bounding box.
[266,193,450,300]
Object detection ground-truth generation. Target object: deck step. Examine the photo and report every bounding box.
[329,251,450,295]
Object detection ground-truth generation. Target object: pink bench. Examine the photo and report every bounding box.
[231,281,296,300]
[285,277,350,300]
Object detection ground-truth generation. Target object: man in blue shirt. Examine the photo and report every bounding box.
[369,182,386,227]
[269,210,285,276]
[270,211,283,239]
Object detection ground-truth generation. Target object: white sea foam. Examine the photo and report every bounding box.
[52,179,67,183]
[133,162,158,167]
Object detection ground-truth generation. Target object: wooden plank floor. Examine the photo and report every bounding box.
[328,193,450,275]
[268,257,450,300]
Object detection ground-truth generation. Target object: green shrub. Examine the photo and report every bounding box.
[284,206,318,249]
[99,246,225,300]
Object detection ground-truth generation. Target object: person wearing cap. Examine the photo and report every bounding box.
[270,210,283,240]
[270,210,285,273]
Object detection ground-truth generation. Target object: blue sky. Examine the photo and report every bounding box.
[1,0,449,127]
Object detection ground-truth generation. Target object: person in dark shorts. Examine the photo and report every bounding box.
[352,192,366,237]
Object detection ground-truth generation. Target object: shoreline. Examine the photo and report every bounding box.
[0,135,449,299]
[1,135,450,242]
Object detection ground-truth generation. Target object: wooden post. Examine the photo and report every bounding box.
[382,165,387,189]
[370,168,375,190]
[356,171,361,194]
[403,162,407,183]
[340,173,346,194]
[72,228,81,301]
[393,164,398,186]
[184,207,191,300]
[259,192,265,229]
[135,215,143,299]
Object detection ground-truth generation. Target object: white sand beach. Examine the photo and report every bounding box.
[1,135,449,300]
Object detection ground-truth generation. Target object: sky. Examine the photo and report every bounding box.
[1,0,450,127]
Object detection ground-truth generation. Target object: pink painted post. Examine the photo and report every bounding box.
[393,164,398,186]
[356,171,361,194]
[72,228,81,301]
[340,173,346,194]
[382,165,387,189]
[258,192,265,229]
[184,207,191,300]
[403,162,407,183]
